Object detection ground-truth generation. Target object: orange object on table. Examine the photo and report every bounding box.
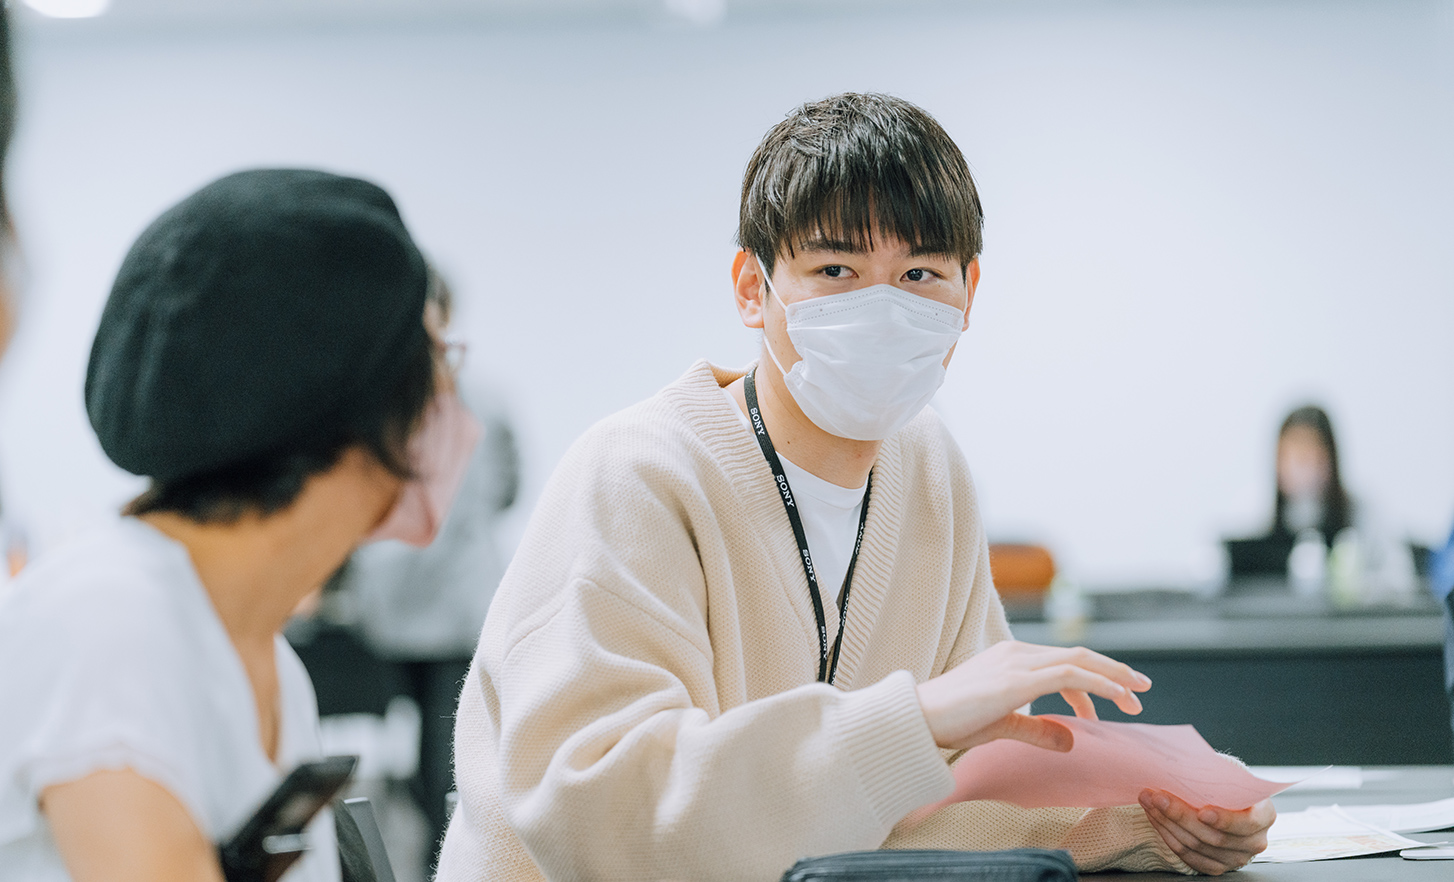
[988,543,1056,600]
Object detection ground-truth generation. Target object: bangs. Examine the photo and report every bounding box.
[777,159,976,263]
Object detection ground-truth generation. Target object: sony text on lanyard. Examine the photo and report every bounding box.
[743,367,873,685]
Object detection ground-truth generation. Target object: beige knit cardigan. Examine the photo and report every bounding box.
[436,360,1188,881]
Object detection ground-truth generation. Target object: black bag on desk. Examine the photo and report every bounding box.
[780,848,1076,881]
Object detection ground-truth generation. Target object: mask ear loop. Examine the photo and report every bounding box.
[756,255,794,378]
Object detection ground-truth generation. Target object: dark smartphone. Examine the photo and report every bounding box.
[218,755,358,882]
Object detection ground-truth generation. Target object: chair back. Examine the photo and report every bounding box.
[335,796,397,882]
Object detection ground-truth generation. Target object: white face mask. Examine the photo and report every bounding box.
[760,258,966,441]
[366,389,480,547]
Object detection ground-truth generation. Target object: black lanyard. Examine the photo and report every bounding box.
[744,368,872,685]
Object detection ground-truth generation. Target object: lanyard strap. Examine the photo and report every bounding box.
[744,368,872,685]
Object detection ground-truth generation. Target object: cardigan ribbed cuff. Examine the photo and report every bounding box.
[831,670,954,832]
[1068,806,1196,874]
[1103,809,1195,874]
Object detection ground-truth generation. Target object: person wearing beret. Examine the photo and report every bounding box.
[0,169,479,882]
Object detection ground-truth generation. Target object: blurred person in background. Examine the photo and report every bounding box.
[1226,405,1417,599]
[324,267,519,875]
[1269,405,1352,546]
[0,169,478,881]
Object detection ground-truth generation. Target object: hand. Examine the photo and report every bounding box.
[1139,789,1275,875]
[915,640,1151,753]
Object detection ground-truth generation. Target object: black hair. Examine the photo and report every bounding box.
[0,5,14,229]
[1273,404,1352,541]
[127,326,436,524]
[737,92,983,278]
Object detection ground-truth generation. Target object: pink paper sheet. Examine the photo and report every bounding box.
[923,715,1290,813]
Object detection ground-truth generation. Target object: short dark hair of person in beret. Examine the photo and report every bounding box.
[86,168,438,522]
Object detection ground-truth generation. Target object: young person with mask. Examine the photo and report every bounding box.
[438,93,1274,881]
[0,169,478,882]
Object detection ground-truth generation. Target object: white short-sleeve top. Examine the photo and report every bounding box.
[0,517,341,882]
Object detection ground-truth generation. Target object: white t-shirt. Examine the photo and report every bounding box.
[724,389,868,601]
[0,517,340,882]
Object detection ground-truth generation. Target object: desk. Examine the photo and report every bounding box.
[1011,588,1452,765]
[1080,765,1454,880]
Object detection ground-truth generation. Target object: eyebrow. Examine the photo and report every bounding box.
[909,244,955,259]
[795,237,864,255]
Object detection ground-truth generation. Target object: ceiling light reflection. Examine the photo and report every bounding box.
[23,0,111,19]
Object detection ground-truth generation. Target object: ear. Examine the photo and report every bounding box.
[732,250,767,330]
[961,258,981,331]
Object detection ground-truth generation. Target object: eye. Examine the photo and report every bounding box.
[904,268,937,282]
[822,265,847,278]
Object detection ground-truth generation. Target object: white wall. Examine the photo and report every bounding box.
[2,0,1451,585]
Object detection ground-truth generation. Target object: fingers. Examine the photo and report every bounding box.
[986,640,1152,689]
[986,713,1074,753]
[1139,789,1268,875]
[1018,663,1144,716]
[1004,642,1151,714]
[1143,805,1242,875]
[1060,689,1098,720]
[1197,798,1277,838]
[916,640,1152,751]
[1162,791,1272,848]
[1032,643,1153,694]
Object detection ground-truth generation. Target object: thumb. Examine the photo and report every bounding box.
[984,713,1075,753]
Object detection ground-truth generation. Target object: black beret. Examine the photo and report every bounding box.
[85,168,429,482]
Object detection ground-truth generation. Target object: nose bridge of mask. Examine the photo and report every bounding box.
[786,283,967,332]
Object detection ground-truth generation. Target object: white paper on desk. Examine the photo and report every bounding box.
[1402,845,1454,859]
[1248,765,1360,791]
[1255,806,1430,862]
[1334,797,1454,834]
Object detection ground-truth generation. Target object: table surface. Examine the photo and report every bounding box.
[1010,585,1445,656]
[1013,613,1445,656]
[1080,766,1454,880]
